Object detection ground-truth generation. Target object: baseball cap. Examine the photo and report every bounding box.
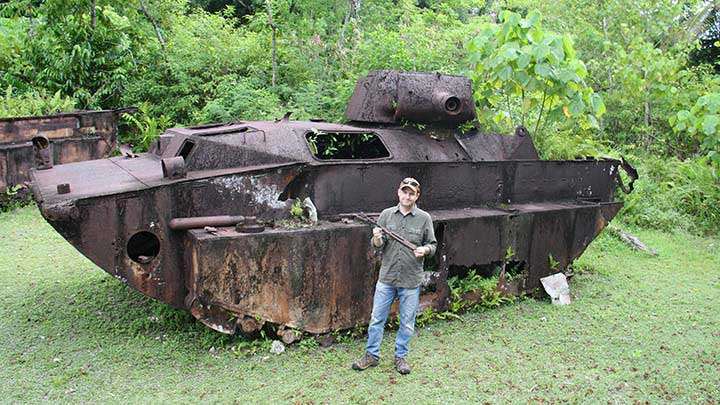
[399,177,420,194]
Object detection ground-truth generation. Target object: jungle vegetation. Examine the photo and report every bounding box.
[1,0,718,234]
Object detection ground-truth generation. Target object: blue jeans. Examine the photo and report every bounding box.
[365,281,420,359]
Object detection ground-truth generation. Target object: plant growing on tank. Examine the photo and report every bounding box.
[290,199,305,219]
[447,269,513,312]
[121,103,171,152]
[306,130,383,159]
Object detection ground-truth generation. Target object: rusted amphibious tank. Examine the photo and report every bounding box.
[1,108,134,194]
[30,71,636,335]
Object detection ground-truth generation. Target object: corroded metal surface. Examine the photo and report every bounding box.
[29,71,636,334]
[345,70,476,125]
[0,108,133,192]
[187,223,377,334]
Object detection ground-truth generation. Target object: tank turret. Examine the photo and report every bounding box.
[345,70,476,126]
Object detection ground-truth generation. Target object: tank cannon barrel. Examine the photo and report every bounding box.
[169,215,247,230]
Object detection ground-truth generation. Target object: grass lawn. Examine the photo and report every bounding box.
[0,205,718,403]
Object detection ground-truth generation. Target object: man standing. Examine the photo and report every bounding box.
[352,177,437,375]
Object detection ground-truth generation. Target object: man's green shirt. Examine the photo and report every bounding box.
[375,204,437,288]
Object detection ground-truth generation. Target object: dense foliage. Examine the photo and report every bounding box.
[0,86,75,117]
[0,0,718,233]
[468,10,605,136]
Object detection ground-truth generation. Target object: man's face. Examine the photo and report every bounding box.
[397,186,419,208]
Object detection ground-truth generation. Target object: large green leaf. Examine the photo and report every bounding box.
[702,115,719,136]
[534,63,551,78]
[517,53,531,69]
[569,97,585,115]
[561,35,576,60]
[590,93,606,116]
[498,65,513,80]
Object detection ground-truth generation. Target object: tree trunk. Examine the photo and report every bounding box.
[266,0,278,88]
[90,0,96,29]
[139,0,166,51]
[602,15,612,87]
[338,0,361,49]
[349,0,361,18]
[642,67,652,148]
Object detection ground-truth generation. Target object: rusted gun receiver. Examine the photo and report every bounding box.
[354,212,417,251]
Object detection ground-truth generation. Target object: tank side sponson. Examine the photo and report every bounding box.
[183,201,622,334]
[294,160,622,215]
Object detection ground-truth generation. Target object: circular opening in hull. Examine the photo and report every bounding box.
[32,135,50,149]
[127,231,160,264]
[444,96,461,114]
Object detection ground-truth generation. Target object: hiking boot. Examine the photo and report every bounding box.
[394,356,411,375]
[351,352,379,371]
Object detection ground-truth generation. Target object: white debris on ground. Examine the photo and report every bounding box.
[270,340,285,355]
[540,272,571,305]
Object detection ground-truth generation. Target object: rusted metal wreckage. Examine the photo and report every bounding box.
[1,108,133,195]
[30,71,637,335]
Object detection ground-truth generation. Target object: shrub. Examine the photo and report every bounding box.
[122,9,271,125]
[120,103,171,152]
[0,85,75,118]
[671,91,720,166]
[619,156,720,234]
[196,77,284,123]
[535,126,616,160]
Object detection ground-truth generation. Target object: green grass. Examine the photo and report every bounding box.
[1,205,719,403]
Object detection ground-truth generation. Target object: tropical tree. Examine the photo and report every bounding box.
[467,10,605,138]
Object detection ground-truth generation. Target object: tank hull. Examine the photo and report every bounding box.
[32,154,624,334]
[186,201,620,334]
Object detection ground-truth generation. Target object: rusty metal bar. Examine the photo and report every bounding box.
[32,135,53,170]
[169,215,246,230]
[161,156,186,179]
[355,212,417,251]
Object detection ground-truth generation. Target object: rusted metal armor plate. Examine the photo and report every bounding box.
[294,160,619,214]
[184,201,621,333]
[0,116,78,144]
[455,131,539,161]
[187,223,378,334]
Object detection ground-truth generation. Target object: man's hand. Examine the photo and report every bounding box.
[413,246,429,258]
[372,227,384,247]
